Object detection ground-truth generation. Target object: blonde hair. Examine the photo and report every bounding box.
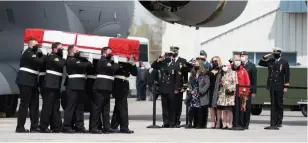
[210,56,222,67]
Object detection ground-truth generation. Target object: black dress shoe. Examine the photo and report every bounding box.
[30,128,40,133]
[62,128,76,133]
[90,129,102,134]
[15,128,30,133]
[120,129,134,134]
[162,125,170,128]
[76,127,88,133]
[221,127,228,130]
[245,126,249,129]
[277,124,282,128]
[103,128,119,133]
[185,124,193,129]
[264,126,279,130]
[40,128,52,133]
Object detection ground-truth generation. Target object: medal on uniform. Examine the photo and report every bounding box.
[54,58,59,61]
[107,63,111,66]
[179,63,182,69]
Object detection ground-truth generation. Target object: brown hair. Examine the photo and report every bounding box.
[190,59,208,77]
[210,56,222,67]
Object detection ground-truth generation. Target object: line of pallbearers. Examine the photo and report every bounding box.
[15,38,135,134]
[151,47,257,130]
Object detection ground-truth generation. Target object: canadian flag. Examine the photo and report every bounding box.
[23,28,140,61]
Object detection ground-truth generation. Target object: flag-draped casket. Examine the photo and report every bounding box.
[23,28,140,62]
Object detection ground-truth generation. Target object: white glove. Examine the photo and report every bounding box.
[149,68,153,73]
[113,55,119,64]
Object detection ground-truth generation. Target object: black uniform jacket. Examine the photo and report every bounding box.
[93,56,119,91]
[113,62,137,96]
[259,57,290,90]
[38,55,47,87]
[243,61,257,94]
[15,48,44,87]
[151,59,181,94]
[85,61,97,91]
[43,53,66,89]
[65,56,91,90]
[174,57,189,91]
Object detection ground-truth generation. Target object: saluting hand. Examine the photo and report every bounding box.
[264,53,272,58]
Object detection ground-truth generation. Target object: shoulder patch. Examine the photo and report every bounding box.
[54,58,59,61]
[32,54,36,57]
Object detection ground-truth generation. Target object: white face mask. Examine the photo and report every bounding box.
[240,57,247,63]
[234,61,241,67]
[222,66,228,72]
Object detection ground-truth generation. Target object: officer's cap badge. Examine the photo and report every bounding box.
[107,63,111,66]
[32,54,36,57]
[54,58,59,61]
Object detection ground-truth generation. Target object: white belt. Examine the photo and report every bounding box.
[68,74,86,78]
[97,74,114,80]
[114,75,128,81]
[87,75,97,79]
[38,72,46,76]
[19,67,39,75]
[46,70,63,76]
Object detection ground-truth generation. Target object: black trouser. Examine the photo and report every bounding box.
[174,92,183,125]
[63,89,85,130]
[40,88,62,130]
[270,89,284,126]
[138,83,147,100]
[89,90,111,130]
[233,96,244,128]
[111,93,129,130]
[243,95,252,128]
[16,85,39,130]
[188,106,208,128]
[161,93,175,126]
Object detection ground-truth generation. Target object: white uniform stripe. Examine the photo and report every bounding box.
[97,74,114,80]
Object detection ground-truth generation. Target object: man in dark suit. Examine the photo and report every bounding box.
[240,51,257,129]
[151,51,181,128]
[170,46,189,128]
[259,48,290,130]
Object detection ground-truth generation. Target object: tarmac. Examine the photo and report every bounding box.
[0,98,307,142]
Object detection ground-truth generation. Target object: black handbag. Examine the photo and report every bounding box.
[225,89,234,95]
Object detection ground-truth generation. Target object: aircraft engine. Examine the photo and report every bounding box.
[139,1,248,28]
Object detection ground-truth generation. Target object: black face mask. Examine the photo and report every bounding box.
[32,45,39,53]
[57,49,63,57]
[106,54,112,59]
[273,54,280,59]
[194,66,199,71]
[212,61,219,69]
[174,53,178,57]
[74,51,81,58]
[165,57,171,63]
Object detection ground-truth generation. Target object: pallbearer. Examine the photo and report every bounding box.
[259,48,290,130]
[63,45,91,133]
[15,38,44,133]
[39,42,65,133]
[89,47,119,134]
[111,55,137,133]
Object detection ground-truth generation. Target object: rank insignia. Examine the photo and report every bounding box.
[54,58,59,61]
[32,54,36,57]
[107,63,111,66]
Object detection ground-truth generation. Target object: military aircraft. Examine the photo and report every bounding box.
[0,1,248,117]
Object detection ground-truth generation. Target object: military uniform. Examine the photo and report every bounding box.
[15,48,44,133]
[240,51,257,129]
[39,53,65,132]
[110,62,137,133]
[63,56,91,133]
[151,56,181,127]
[86,61,98,130]
[170,47,189,127]
[259,49,290,130]
[89,56,119,133]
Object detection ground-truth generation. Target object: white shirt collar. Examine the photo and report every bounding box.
[276,58,281,62]
[174,56,179,62]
